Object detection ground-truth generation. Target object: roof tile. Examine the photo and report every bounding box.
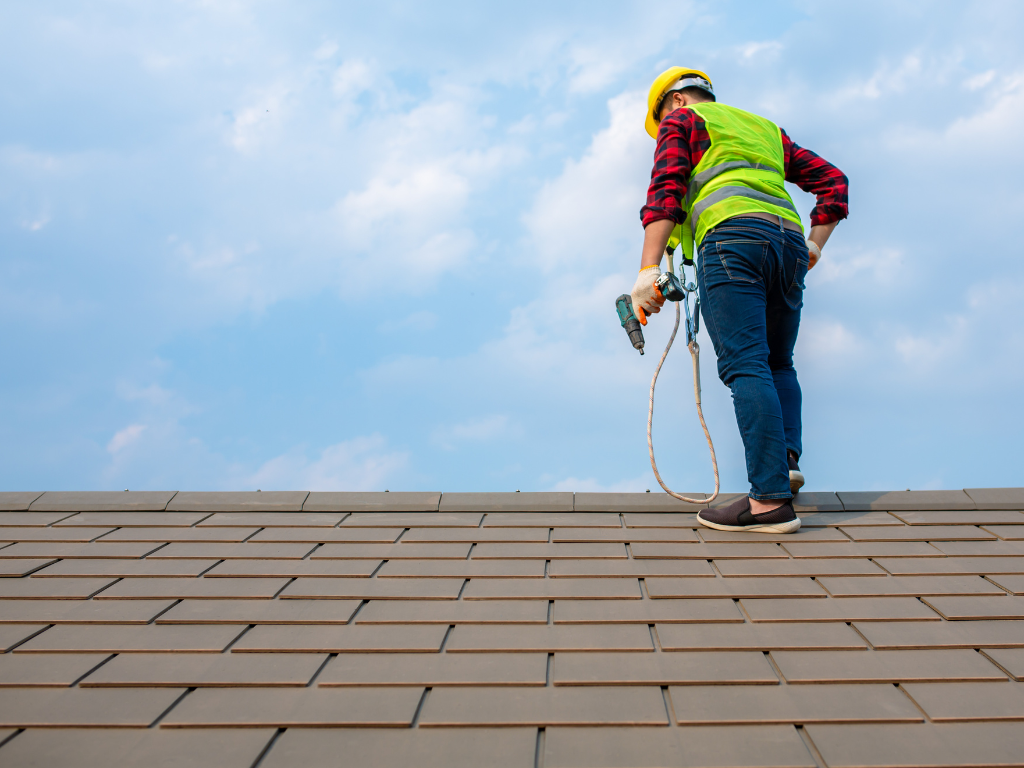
[203,560,380,578]
[806,722,1024,768]
[645,577,826,599]
[375,559,545,578]
[94,577,290,600]
[354,599,547,625]
[167,492,309,512]
[0,492,44,512]
[195,511,339,527]
[0,599,174,624]
[923,595,1024,620]
[280,577,464,600]
[311,543,471,559]
[462,578,640,600]
[302,491,440,512]
[854,619,1024,649]
[161,687,423,727]
[656,622,866,651]
[574,493,705,512]
[262,728,536,768]
[155,598,361,625]
[471,542,627,559]
[440,492,574,513]
[317,652,547,686]
[145,542,317,560]
[0,542,163,559]
[817,575,1006,597]
[837,490,976,511]
[0,688,184,727]
[553,598,743,624]
[0,652,110,686]
[902,681,1024,721]
[482,512,619,527]
[79,651,327,687]
[544,725,815,768]
[773,649,1006,682]
[53,512,209,528]
[341,513,482,527]
[230,624,448,653]
[419,685,668,726]
[964,487,1024,510]
[250,526,404,543]
[29,492,176,512]
[14,624,245,653]
[668,683,922,724]
[0,728,275,768]
[445,624,653,652]
[554,651,777,685]
[740,597,941,623]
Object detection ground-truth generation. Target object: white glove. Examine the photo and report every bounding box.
[806,240,822,269]
[631,265,665,325]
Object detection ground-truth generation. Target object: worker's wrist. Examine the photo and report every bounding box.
[639,264,661,274]
[805,240,822,258]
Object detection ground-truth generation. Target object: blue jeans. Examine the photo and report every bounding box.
[696,216,809,501]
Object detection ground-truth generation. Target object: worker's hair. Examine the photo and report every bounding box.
[672,86,715,103]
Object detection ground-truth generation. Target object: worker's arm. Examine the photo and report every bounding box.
[633,111,699,323]
[781,128,847,268]
[640,219,676,269]
[639,110,699,239]
[807,220,838,267]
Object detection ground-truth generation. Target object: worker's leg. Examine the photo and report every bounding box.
[697,219,791,501]
[766,229,810,461]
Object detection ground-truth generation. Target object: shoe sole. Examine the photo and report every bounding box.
[789,470,805,494]
[696,512,802,534]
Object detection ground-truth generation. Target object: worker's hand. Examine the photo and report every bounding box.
[631,265,665,326]
[806,240,822,270]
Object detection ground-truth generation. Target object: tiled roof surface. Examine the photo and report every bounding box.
[1,488,1024,767]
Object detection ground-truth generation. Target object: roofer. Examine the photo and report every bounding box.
[631,67,848,534]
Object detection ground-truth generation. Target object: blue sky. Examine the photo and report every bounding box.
[3,0,1023,493]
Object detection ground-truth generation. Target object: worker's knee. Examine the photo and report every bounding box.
[719,360,774,389]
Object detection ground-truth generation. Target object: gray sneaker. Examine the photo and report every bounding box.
[788,451,805,494]
[697,496,801,534]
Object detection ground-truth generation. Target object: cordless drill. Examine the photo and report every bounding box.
[615,271,685,355]
[615,295,645,354]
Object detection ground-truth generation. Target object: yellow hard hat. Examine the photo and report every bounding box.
[645,67,714,139]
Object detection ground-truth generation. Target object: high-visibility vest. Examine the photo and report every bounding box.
[666,102,802,262]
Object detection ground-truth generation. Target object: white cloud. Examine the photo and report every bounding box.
[107,424,147,454]
[966,69,996,90]
[226,82,291,153]
[432,415,519,451]
[332,59,374,98]
[20,213,49,231]
[242,435,407,491]
[737,41,783,60]
[831,53,924,103]
[522,91,650,271]
[811,245,907,289]
[313,41,339,61]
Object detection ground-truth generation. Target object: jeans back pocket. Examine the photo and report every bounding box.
[783,253,809,310]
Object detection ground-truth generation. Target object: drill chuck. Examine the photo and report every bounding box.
[615,294,645,355]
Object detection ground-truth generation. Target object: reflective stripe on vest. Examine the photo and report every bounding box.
[690,184,800,235]
[684,160,781,208]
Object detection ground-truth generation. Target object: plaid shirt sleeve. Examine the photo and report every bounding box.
[640,111,850,229]
[639,109,709,228]
[781,128,849,226]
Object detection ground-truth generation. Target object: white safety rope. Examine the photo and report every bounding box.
[646,300,720,504]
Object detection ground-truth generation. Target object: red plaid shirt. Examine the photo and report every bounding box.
[640,107,849,229]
